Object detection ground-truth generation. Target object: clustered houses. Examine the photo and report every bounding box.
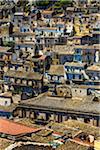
[0,47,12,79]
[14,83,100,126]
[0,118,99,150]
[64,62,87,81]
[4,70,43,97]
[0,0,100,128]
[74,45,99,64]
[0,0,100,150]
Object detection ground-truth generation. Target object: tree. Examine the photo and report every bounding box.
[60,0,72,5]
[55,0,72,6]
[33,0,50,7]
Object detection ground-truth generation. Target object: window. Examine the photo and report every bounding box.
[59,77,64,82]
[32,81,35,86]
[26,66,29,71]
[51,32,53,36]
[76,49,81,54]
[52,76,58,81]
[55,39,58,43]
[5,101,8,106]
[16,79,20,84]
[0,54,3,59]
[48,75,51,80]
[25,47,27,51]
[10,78,15,83]
[18,46,20,49]
[22,80,27,85]
[28,81,32,86]
[79,75,81,79]
[73,74,75,79]
[18,20,21,23]
[80,90,81,93]
[24,29,26,32]
[84,118,90,123]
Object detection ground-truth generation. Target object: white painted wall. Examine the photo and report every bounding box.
[72,87,87,97]
[0,97,11,106]
[95,51,99,62]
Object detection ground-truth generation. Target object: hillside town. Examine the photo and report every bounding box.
[0,0,100,149]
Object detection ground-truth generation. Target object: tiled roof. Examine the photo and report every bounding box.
[0,118,40,136]
[64,62,86,67]
[48,65,64,76]
[19,95,100,114]
[52,45,74,55]
[42,10,53,14]
[4,70,43,80]
[74,44,100,49]
[87,64,100,71]
[63,120,99,137]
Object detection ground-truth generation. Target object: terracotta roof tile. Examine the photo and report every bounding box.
[0,118,40,136]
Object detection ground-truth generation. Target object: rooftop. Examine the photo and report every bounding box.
[74,44,100,49]
[13,144,53,150]
[15,41,35,46]
[48,65,64,76]
[0,46,11,53]
[57,140,88,150]
[63,120,99,137]
[0,91,12,97]
[0,118,40,136]
[67,35,83,39]
[53,13,65,18]
[19,95,100,115]
[0,18,10,23]
[0,103,17,112]
[64,62,86,67]
[0,138,14,150]
[42,10,53,15]
[52,45,74,55]
[87,64,100,71]
[36,27,58,31]
[4,70,43,80]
